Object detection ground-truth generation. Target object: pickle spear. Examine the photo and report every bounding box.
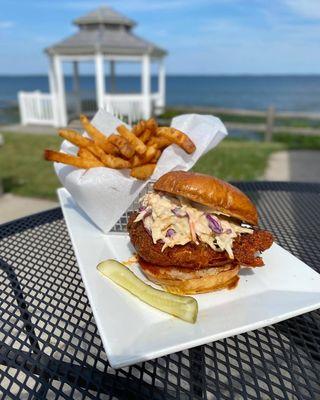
[97,259,198,323]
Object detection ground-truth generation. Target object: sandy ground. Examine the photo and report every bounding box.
[0,194,58,224]
[264,150,320,182]
[0,124,57,135]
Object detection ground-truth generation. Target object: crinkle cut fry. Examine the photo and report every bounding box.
[44,149,104,169]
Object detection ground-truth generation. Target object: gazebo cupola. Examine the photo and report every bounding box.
[18,6,167,127]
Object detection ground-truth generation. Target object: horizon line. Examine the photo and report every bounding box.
[1,73,320,77]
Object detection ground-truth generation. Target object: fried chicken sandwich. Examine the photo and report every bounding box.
[128,171,273,295]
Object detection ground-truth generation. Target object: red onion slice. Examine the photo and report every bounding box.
[172,207,187,217]
[206,214,223,234]
[144,207,152,217]
[166,228,175,237]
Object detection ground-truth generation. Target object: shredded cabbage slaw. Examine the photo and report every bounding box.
[134,192,253,259]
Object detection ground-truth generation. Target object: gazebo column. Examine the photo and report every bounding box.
[48,56,55,96]
[53,55,67,127]
[95,53,105,109]
[158,58,166,112]
[110,60,116,93]
[72,61,81,116]
[142,55,151,119]
[48,56,60,127]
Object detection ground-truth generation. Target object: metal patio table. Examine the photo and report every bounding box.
[0,182,319,400]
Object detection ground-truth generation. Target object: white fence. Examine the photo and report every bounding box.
[18,91,163,127]
[103,93,162,124]
[18,91,58,126]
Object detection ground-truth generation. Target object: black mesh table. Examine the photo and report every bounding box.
[0,182,319,399]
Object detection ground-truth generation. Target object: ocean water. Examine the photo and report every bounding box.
[1,75,320,124]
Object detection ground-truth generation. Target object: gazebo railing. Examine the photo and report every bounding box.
[18,91,58,126]
[152,92,164,115]
[103,94,143,123]
[17,90,163,127]
[103,92,162,123]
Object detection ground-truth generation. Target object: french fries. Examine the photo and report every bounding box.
[139,128,152,144]
[59,129,91,147]
[132,118,157,138]
[130,145,157,167]
[80,114,107,146]
[100,140,120,156]
[59,129,129,168]
[146,118,158,135]
[132,120,146,137]
[80,114,120,156]
[147,136,171,150]
[78,148,101,162]
[150,149,162,163]
[44,150,104,168]
[117,124,146,155]
[157,127,196,154]
[103,154,131,169]
[108,134,135,159]
[59,129,106,161]
[44,114,196,179]
[131,163,156,180]
[79,114,105,141]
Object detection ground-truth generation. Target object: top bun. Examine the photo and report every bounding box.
[153,171,258,226]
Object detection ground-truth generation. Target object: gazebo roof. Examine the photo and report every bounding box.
[73,6,136,28]
[46,6,167,58]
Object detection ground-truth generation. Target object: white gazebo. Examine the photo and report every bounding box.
[18,6,167,127]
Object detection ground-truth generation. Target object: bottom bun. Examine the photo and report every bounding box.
[139,258,240,295]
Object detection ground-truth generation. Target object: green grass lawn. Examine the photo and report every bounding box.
[160,109,266,125]
[0,132,61,199]
[0,131,286,200]
[192,140,284,180]
[160,108,320,129]
[273,133,320,149]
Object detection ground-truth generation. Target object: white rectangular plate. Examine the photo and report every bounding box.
[58,188,320,369]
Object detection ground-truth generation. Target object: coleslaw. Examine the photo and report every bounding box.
[134,192,253,258]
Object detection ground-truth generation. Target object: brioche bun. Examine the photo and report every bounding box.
[154,171,258,226]
[139,258,240,295]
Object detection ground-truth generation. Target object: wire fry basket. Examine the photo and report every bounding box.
[110,181,154,234]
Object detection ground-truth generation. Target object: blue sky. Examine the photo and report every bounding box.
[1,0,320,75]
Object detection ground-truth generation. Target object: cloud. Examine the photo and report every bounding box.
[283,0,320,19]
[0,20,14,29]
